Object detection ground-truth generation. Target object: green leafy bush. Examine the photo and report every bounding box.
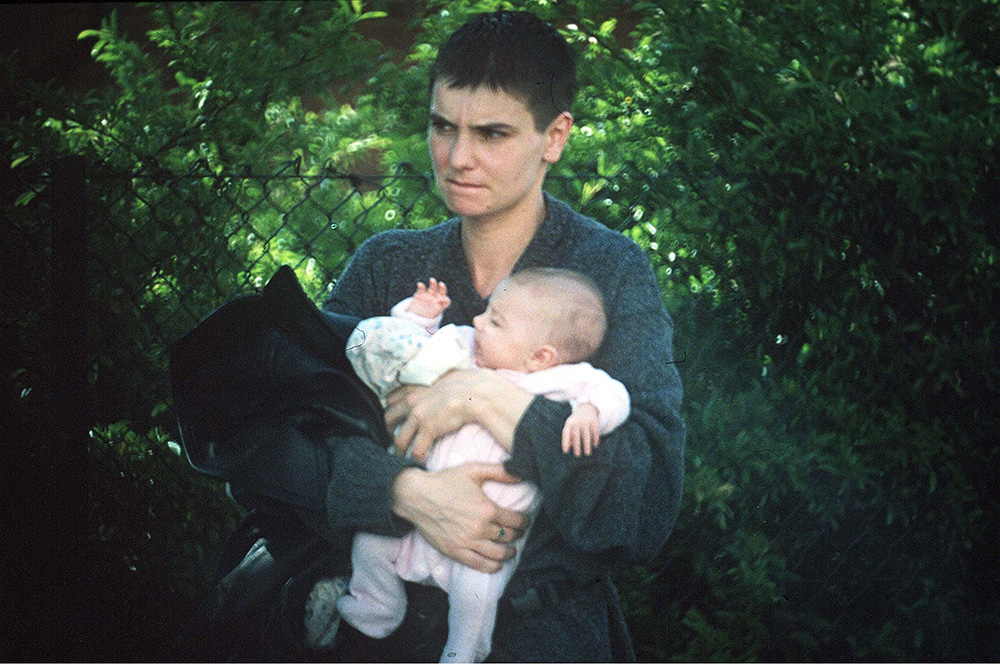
[86,420,245,657]
[597,0,999,659]
[3,0,997,660]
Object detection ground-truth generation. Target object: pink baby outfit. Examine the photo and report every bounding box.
[337,298,630,663]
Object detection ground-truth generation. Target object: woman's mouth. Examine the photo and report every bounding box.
[447,179,484,190]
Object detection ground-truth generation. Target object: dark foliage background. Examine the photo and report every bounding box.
[2,1,997,660]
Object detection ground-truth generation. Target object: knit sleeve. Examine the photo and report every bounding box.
[505,242,685,564]
[324,434,420,536]
[318,235,422,537]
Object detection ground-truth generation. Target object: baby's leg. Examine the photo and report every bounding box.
[423,429,540,661]
[336,533,408,639]
[439,558,518,663]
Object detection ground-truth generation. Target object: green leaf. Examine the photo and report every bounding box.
[175,71,197,87]
[14,190,37,206]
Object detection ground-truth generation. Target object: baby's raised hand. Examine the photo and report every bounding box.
[562,403,601,457]
[407,278,451,318]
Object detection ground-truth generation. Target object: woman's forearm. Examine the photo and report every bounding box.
[385,368,534,460]
[466,369,535,452]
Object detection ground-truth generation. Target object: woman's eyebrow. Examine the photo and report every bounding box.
[474,122,516,135]
[429,111,515,134]
[428,111,455,126]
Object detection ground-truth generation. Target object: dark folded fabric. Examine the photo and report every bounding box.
[169,265,390,512]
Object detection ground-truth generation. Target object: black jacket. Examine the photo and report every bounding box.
[170,265,391,514]
[170,266,436,660]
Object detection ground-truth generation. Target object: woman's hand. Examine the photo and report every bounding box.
[384,368,535,461]
[383,379,470,461]
[391,464,529,572]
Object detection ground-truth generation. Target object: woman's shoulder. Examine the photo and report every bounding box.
[549,197,645,258]
[545,200,650,283]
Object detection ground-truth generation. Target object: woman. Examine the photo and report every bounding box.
[322,10,685,662]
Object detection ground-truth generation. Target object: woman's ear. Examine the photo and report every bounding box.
[543,112,573,164]
[528,344,559,371]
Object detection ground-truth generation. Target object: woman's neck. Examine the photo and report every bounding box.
[461,193,546,298]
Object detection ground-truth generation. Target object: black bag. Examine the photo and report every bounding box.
[169,266,396,660]
[179,508,346,662]
[181,506,451,662]
[169,265,390,511]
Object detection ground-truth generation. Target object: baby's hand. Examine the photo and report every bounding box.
[408,278,451,318]
[562,403,601,457]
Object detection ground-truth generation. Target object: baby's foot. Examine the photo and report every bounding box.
[303,576,349,649]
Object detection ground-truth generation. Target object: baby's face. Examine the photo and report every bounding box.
[471,286,549,371]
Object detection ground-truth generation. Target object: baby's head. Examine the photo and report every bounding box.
[472,268,607,372]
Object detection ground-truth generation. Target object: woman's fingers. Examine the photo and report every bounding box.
[384,382,426,422]
[393,463,530,572]
[384,373,483,459]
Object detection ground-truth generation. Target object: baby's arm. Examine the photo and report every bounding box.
[407,278,450,319]
[562,403,601,457]
[559,365,631,457]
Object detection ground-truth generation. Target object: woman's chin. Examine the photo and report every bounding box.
[444,199,491,219]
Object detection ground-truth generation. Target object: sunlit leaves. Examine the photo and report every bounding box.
[4,1,997,661]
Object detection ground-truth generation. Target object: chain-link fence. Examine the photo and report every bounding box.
[3,154,668,657]
[7,152,988,661]
[13,156,659,432]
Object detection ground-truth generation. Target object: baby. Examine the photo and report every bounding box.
[336,267,630,663]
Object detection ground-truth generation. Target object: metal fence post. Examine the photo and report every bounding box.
[50,155,91,441]
[45,154,91,654]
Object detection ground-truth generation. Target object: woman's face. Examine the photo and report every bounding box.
[428,81,570,223]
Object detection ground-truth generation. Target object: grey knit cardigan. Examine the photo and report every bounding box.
[322,194,685,661]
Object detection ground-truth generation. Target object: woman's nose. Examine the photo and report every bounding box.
[449,132,475,170]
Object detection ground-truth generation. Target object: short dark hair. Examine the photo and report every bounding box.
[429,10,576,131]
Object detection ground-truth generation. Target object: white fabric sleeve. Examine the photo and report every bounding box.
[398,324,475,386]
[567,364,631,435]
[390,297,442,334]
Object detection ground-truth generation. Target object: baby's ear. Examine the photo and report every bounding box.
[529,345,559,371]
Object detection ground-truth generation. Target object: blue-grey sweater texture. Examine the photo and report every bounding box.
[322,195,685,661]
